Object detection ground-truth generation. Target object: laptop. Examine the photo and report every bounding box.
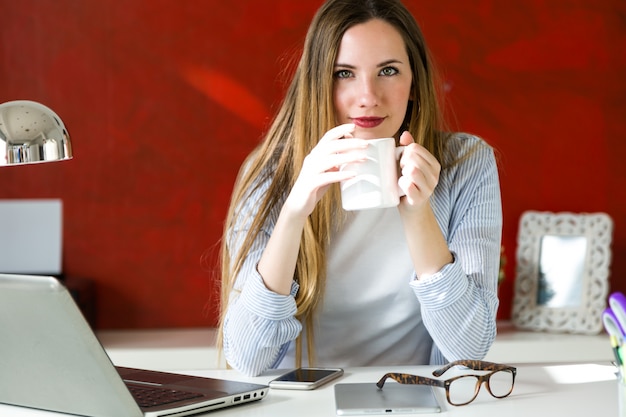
[334,382,441,415]
[0,274,268,417]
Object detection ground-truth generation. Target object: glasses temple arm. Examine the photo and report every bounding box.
[432,360,515,377]
[376,373,446,390]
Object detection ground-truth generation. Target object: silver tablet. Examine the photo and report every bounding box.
[334,382,442,415]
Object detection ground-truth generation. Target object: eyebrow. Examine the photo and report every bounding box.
[334,59,405,69]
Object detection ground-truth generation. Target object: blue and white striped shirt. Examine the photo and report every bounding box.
[223,133,502,376]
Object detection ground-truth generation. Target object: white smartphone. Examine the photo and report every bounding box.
[269,367,344,390]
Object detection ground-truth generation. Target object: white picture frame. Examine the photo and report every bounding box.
[511,211,613,334]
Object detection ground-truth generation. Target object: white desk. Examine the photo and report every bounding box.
[0,363,621,416]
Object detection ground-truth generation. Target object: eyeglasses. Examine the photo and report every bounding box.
[376,360,517,406]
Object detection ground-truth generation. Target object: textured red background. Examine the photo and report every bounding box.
[1,0,625,329]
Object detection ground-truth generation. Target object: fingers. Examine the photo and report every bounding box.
[397,130,438,172]
[400,145,439,179]
[317,123,356,146]
[398,130,415,146]
[286,124,368,216]
[398,139,441,208]
[308,123,368,174]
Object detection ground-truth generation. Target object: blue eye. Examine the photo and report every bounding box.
[380,67,399,76]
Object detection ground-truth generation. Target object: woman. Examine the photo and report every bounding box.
[219,0,502,377]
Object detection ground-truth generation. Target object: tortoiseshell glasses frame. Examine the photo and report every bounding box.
[376,360,517,406]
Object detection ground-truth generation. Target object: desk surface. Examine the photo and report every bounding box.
[1,363,621,417]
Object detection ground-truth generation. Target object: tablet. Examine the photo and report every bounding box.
[334,382,441,415]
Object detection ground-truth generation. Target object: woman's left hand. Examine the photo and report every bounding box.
[397,131,441,211]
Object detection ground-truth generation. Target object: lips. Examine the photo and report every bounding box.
[351,117,385,128]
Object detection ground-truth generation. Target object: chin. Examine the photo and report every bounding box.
[352,125,400,140]
[353,130,393,140]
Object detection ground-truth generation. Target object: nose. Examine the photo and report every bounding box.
[357,76,378,107]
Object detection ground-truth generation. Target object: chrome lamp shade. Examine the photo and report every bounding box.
[0,100,72,166]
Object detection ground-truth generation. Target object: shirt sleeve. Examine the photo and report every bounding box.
[222,177,303,376]
[410,135,502,363]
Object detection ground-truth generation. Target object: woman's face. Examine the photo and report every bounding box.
[333,18,413,140]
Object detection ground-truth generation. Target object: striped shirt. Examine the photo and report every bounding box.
[223,133,502,376]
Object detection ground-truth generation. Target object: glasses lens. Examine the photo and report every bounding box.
[448,375,479,405]
[488,369,514,397]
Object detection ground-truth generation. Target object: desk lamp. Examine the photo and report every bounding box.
[0,100,72,280]
[0,100,72,166]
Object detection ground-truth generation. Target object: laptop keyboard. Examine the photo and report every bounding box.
[128,385,203,408]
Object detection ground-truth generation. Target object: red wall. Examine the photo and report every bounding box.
[1,0,625,329]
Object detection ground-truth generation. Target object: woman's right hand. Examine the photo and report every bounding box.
[258,124,368,295]
[284,123,368,218]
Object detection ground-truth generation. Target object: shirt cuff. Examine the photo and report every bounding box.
[239,272,299,320]
[410,253,469,310]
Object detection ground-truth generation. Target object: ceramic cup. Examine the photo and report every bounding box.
[340,137,404,211]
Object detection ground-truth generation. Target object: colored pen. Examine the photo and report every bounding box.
[609,293,626,337]
[604,301,626,381]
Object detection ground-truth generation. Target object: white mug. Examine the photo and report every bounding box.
[340,137,404,211]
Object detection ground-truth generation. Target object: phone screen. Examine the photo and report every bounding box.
[277,368,339,382]
[270,367,344,390]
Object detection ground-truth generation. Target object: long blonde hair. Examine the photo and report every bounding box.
[219,0,449,367]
